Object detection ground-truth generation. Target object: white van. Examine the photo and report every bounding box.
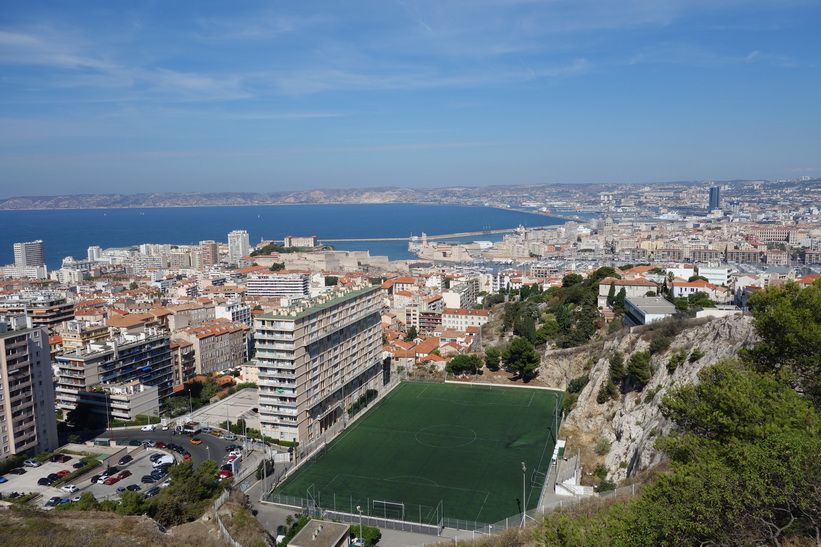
[152,455,175,468]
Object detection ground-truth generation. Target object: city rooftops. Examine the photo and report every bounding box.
[259,284,378,321]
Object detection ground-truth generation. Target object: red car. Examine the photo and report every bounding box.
[57,455,72,463]
[154,441,167,448]
[56,470,71,477]
[103,476,120,485]
[218,470,233,479]
[182,453,191,460]
[117,470,132,479]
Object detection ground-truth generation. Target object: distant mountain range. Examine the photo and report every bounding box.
[0,182,706,210]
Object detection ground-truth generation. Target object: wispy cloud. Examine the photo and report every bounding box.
[628,42,796,67]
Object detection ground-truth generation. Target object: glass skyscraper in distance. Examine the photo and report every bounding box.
[709,187,721,212]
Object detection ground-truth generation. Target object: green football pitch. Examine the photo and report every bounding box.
[270,381,561,525]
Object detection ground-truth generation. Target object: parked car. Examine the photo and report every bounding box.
[58,455,72,463]
[103,476,120,485]
[161,424,169,431]
[61,485,78,493]
[144,486,161,498]
[72,461,88,469]
[160,479,171,488]
[117,486,127,493]
[149,453,163,462]
[126,484,141,491]
[101,466,119,476]
[223,434,237,441]
[218,470,233,479]
[47,473,61,481]
[90,475,101,484]
[56,469,71,477]
[200,427,212,434]
[38,477,53,486]
[154,441,167,448]
[118,455,133,466]
[225,444,240,452]
[182,452,191,461]
[8,467,26,475]
[128,439,142,446]
[71,495,82,503]
[24,459,42,467]
[0,477,7,484]
[190,437,203,445]
[117,470,132,479]
[44,496,63,507]
[141,475,157,484]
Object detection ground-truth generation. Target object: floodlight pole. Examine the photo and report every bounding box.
[356,505,363,542]
[521,462,527,527]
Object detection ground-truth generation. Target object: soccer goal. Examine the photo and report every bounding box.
[373,499,405,521]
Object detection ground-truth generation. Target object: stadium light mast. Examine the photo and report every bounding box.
[356,505,363,543]
[521,462,527,527]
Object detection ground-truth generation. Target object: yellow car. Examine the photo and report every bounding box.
[189,437,203,445]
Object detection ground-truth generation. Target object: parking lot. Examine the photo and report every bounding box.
[0,445,182,507]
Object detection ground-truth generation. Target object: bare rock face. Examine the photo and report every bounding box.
[542,315,756,482]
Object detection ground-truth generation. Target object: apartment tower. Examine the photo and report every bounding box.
[254,284,383,443]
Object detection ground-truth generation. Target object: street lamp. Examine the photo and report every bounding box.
[521,462,527,527]
[206,445,211,461]
[356,505,363,542]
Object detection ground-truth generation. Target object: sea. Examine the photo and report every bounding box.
[0,204,567,271]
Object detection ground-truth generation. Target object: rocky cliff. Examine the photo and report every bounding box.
[542,315,756,483]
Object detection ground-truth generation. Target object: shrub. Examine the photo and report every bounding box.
[594,437,611,456]
[648,334,671,355]
[667,349,688,372]
[562,393,578,414]
[644,387,659,403]
[567,375,590,394]
[593,464,607,480]
[689,348,705,362]
[597,479,617,493]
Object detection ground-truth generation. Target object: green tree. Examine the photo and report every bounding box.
[403,326,418,342]
[535,319,560,345]
[502,337,541,380]
[324,275,339,286]
[562,273,584,287]
[445,354,483,375]
[625,351,652,389]
[741,280,821,406]
[269,262,285,271]
[609,351,626,384]
[484,346,501,370]
[606,282,616,307]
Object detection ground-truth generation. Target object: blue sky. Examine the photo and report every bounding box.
[1,1,819,197]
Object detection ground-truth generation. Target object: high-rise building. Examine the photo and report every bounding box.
[708,187,721,212]
[13,240,45,268]
[254,284,384,443]
[199,240,220,268]
[87,246,103,261]
[227,230,250,266]
[0,317,59,460]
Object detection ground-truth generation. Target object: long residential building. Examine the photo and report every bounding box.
[254,284,384,444]
[55,333,174,413]
[0,317,58,460]
[246,271,310,299]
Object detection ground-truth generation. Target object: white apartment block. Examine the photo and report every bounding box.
[247,272,310,299]
[254,284,384,443]
[228,230,251,266]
